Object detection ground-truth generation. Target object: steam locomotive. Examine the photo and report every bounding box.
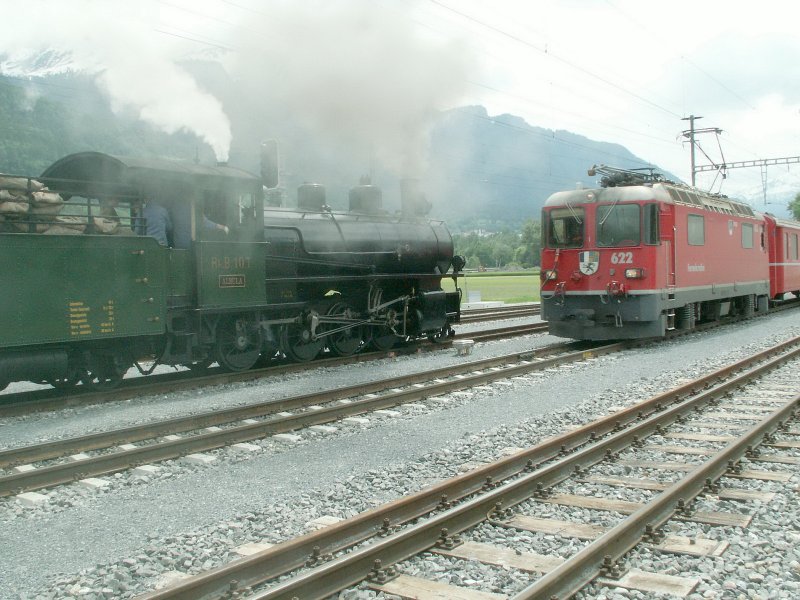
[0,149,463,390]
[539,165,800,340]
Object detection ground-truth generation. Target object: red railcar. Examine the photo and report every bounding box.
[763,214,800,299]
[540,168,771,340]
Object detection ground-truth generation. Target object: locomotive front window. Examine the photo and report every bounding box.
[545,207,584,248]
[596,203,640,247]
[644,203,659,245]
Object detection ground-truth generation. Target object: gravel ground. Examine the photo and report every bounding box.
[2,311,800,599]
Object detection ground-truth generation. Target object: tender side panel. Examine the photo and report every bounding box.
[0,234,166,347]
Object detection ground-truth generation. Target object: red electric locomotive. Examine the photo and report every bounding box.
[540,166,772,340]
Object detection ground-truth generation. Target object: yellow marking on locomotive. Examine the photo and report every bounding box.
[211,256,251,270]
[69,301,93,336]
[101,300,116,333]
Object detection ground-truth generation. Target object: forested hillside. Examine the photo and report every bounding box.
[0,75,213,175]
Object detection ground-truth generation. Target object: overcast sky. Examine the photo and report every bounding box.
[3,0,799,204]
[413,0,800,201]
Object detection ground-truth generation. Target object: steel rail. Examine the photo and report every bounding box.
[465,322,546,340]
[135,335,800,600]
[0,340,583,469]
[461,303,538,316]
[238,340,800,600]
[0,342,621,497]
[459,305,540,324]
[511,396,799,599]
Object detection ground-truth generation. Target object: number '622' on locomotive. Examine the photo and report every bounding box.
[539,166,800,340]
[0,151,463,390]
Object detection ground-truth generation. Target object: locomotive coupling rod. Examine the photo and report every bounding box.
[311,317,385,341]
[368,295,410,314]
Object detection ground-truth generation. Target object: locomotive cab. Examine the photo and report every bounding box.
[541,188,666,339]
[33,152,270,374]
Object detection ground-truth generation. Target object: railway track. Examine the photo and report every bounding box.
[3,309,795,499]
[458,303,540,324]
[131,334,800,600]
[0,321,548,418]
[0,336,607,499]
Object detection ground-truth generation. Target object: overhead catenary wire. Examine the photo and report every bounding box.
[427,0,684,120]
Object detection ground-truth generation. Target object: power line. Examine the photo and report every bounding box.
[153,27,234,51]
[427,0,683,119]
[467,80,681,150]
[603,0,757,111]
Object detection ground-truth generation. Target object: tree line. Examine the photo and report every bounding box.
[453,219,541,271]
[790,194,800,220]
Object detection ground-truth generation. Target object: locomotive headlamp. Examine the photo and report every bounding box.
[451,255,466,273]
[541,269,558,281]
[624,268,645,279]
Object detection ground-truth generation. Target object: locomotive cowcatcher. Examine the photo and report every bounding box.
[538,165,800,340]
[0,150,462,389]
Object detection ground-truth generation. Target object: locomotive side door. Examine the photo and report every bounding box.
[659,203,676,292]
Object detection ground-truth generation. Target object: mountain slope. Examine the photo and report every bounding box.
[422,105,670,229]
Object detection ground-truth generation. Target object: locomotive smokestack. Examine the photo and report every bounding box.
[217,161,228,167]
[260,140,280,189]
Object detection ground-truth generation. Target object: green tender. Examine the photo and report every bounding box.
[0,233,167,347]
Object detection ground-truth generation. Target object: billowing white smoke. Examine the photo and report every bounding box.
[227,0,473,175]
[0,0,232,160]
[0,1,472,171]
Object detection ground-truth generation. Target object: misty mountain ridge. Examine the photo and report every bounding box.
[0,49,76,78]
[1,72,789,229]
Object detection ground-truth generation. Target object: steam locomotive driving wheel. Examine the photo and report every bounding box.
[215,317,263,371]
[280,321,324,362]
[323,302,364,357]
[368,326,398,351]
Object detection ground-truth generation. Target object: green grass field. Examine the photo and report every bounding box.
[443,271,540,303]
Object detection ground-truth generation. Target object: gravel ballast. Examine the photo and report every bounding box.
[2,311,800,599]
